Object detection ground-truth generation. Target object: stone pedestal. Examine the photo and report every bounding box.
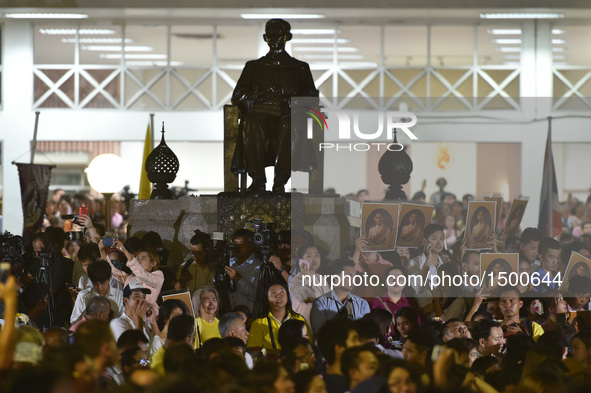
[129,193,358,270]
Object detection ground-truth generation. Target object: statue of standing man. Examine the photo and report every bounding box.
[231,19,319,193]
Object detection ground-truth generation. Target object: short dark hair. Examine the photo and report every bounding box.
[117,329,149,350]
[317,318,356,364]
[423,224,444,239]
[462,250,479,264]
[538,237,561,256]
[327,259,356,276]
[190,229,212,249]
[499,286,521,299]
[341,346,372,382]
[520,228,542,245]
[167,314,195,341]
[78,243,100,262]
[232,229,254,244]
[86,296,110,317]
[87,259,112,284]
[406,328,434,353]
[354,318,381,341]
[74,320,115,358]
[472,319,501,343]
[277,319,307,350]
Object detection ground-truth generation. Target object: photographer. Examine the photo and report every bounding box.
[23,233,73,328]
[176,230,214,294]
[225,229,262,313]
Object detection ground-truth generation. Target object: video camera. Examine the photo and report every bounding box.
[0,231,25,277]
[251,218,284,247]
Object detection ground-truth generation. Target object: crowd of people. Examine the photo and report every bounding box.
[0,186,591,393]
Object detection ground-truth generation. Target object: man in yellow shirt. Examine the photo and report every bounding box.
[151,314,196,375]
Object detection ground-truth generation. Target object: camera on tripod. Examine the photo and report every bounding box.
[209,231,233,277]
[251,218,284,247]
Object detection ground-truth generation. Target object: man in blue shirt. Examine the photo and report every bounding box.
[225,229,262,312]
[310,259,370,335]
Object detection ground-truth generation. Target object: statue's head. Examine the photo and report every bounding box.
[264,18,292,49]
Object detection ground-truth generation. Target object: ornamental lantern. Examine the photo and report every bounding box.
[145,122,179,199]
[378,129,413,201]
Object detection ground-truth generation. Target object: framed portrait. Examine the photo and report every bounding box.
[396,203,434,248]
[499,198,529,239]
[484,194,503,226]
[361,202,399,251]
[161,290,195,317]
[480,253,519,296]
[465,201,496,250]
[559,251,591,292]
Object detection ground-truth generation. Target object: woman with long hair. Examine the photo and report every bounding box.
[152,299,190,352]
[247,281,311,352]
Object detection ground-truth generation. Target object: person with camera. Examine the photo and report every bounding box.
[176,230,214,295]
[224,229,262,313]
[23,232,74,328]
[101,238,164,321]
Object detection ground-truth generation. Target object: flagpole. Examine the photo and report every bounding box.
[30,111,40,165]
[150,113,155,150]
[547,116,553,237]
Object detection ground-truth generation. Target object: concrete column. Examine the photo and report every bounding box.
[1,21,35,234]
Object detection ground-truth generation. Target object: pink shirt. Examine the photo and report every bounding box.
[107,256,164,312]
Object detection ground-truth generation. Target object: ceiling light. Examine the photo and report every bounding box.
[291,29,338,35]
[291,38,349,44]
[299,54,365,60]
[502,55,520,60]
[503,61,520,66]
[498,47,521,53]
[552,47,565,52]
[100,54,167,59]
[62,38,133,44]
[493,38,522,44]
[481,13,564,19]
[293,46,359,52]
[552,29,566,35]
[82,45,153,52]
[552,39,566,44]
[6,12,88,19]
[488,29,522,35]
[240,13,325,19]
[125,61,184,67]
[553,55,565,60]
[40,28,117,35]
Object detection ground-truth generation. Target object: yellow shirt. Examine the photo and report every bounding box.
[150,346,166,376]
[194,317,221,348]
[247,311,311,350]
[176,262,214,294]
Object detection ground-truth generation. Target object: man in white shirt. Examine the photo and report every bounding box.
[109,281,153,353]
[71,259,124,324]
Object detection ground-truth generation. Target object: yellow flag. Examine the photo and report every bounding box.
[138,124,152,199]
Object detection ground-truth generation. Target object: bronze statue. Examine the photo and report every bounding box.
[231,18,319,193]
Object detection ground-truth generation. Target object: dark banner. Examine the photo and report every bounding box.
[16,163,53,244]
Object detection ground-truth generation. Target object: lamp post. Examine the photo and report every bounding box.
[85,154,127,233]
